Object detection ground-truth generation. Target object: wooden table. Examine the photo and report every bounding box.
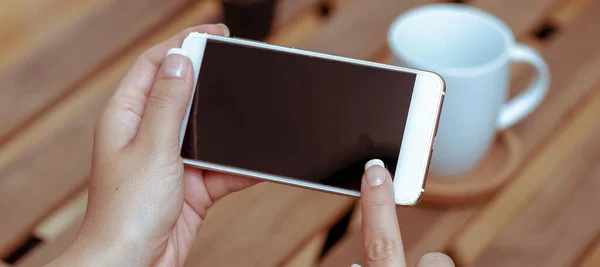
[1,0,600,266]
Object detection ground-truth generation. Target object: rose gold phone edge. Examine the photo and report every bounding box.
[178,32,445,206]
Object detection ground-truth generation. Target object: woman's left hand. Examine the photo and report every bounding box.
[46,23,258,267]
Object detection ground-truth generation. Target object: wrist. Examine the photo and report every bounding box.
[47,222,157,267]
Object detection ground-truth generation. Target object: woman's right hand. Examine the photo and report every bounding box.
[357,159,455,267]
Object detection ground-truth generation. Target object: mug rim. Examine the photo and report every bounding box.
[387,3,515,77]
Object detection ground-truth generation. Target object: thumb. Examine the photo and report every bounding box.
[134,48,193,151]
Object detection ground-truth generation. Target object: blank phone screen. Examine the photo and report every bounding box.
[181,39,416,192]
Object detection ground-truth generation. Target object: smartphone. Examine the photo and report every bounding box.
[178,32,445,205]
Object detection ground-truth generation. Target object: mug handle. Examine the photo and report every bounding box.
[496,44,550,130]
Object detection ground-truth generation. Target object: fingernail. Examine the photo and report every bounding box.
[217,23,230,37]
[418,252,455,267]
[364,159,386,187]
[162,48,190,78]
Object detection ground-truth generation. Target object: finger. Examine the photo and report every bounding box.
[97,24,229,151]
[132,48,193,151]
[361,159,406,267]
[202,170,260,202]
[183,166,259,220]
[416,253,455,267]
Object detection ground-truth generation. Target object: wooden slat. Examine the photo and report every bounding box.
[0,0,325,143]
[405,207,477,266]
[0,0,106,69]
[16,217,84,267]
[348,202,362,233]
[496,0,588,96]
[510,6,600,154]
[268,10,322,47]
[319,231,363,266]
[0,0,202,142]
[578,237,600,267]
[550,0,591,26]
[9,189,88,266]
[269,0,356,51]
[476,0,561,36]
[298,0,436,58]
[473,119,600,266]
[0,0,220,256]
[453,85,600,264]
[274,0,321,29]
[5,189,89,266]
[185,184,353,267]
[34,189,88,241]
[327,0,354,9]
[0,72,100,257]
[0,0,321,69]
[283,232,327,267]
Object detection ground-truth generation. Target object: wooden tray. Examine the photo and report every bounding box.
[420,130,523,207]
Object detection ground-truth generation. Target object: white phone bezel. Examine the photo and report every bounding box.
[178,32,445,205]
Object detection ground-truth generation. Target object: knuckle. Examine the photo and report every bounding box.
[366,234,401,263]
[148,90,176,109]
[114,96,145,119]
[147,80,189,110]
[127,140,181,166]
[136,52,151,64]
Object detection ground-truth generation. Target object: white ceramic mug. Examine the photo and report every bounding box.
[387,4,550,177]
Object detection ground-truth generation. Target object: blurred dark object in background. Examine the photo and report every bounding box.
[221,0,277,40]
